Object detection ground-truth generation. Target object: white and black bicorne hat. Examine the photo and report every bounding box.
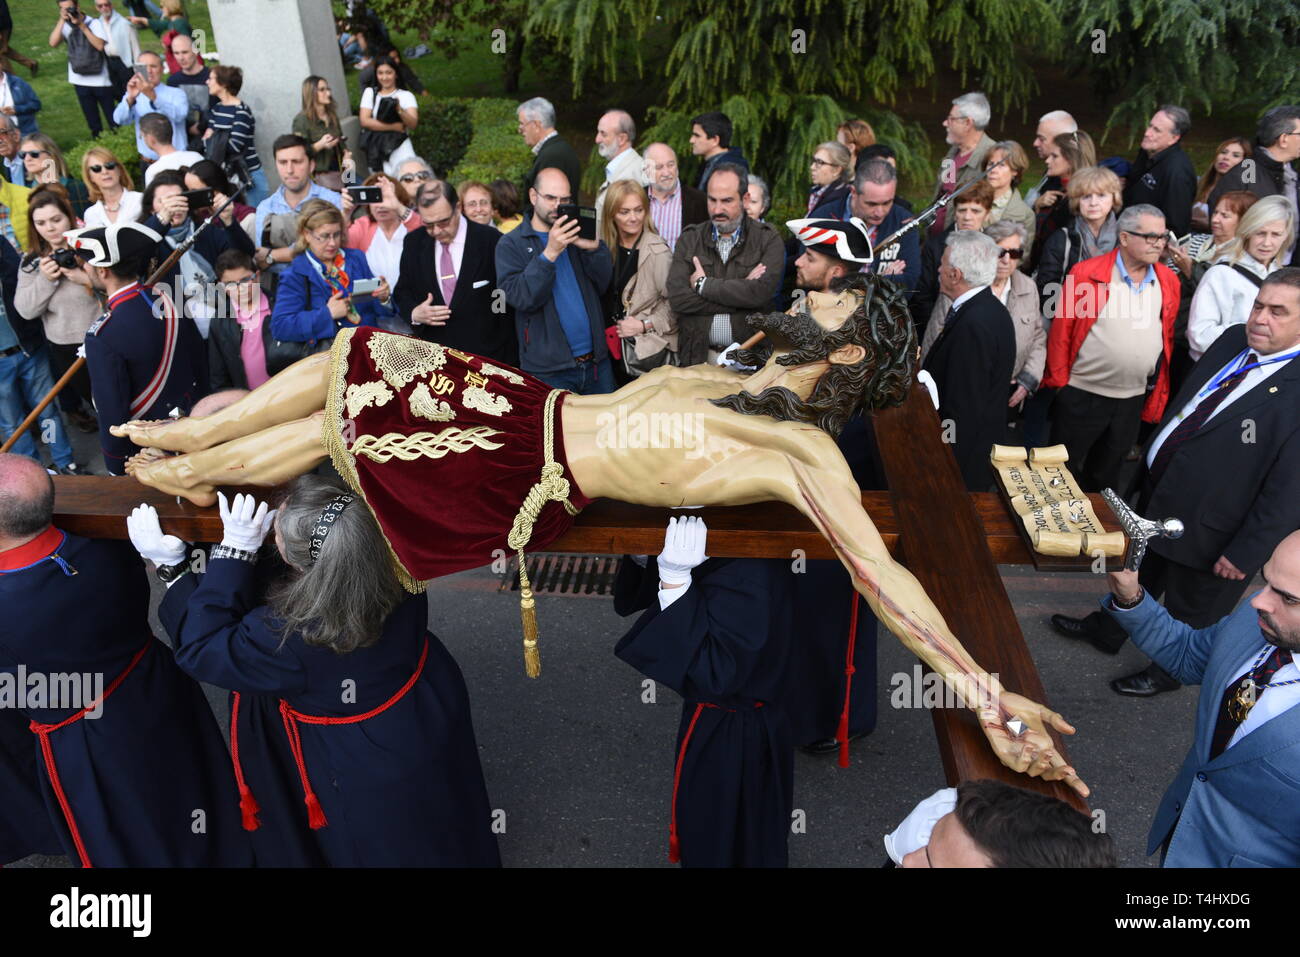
[64,221,162,268]
[785,216,875,265]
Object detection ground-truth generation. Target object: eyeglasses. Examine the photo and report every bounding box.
[219,275,258,289]
[998,247,1025,260]
[87,162,118,174]
[809,157,836,168]
[1123,230,1168,245]
[399,171,433,184]
[19,150,48,159]
[308,230,342,244]
[422,212,456,230]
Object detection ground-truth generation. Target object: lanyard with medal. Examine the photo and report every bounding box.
[1198,346,1300,399]
[1228,646,1300,723]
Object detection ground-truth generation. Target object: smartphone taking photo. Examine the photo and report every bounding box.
[350,277,381,301]
[555,204,598,241]
[347,185,383,206]
[181,187,215,209]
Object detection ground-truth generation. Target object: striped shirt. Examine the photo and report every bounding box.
[649,180,684,250]
[208,102,262,172]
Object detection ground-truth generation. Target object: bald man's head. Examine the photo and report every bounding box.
[643,142,680,194]
[530,167,573,228]
[1251,530,1300,652]
[0,454,54,541]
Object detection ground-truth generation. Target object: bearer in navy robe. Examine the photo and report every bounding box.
[0,709,62,865]
[614,516,796,868]
[66,221,208,475]
[0,452,251,867]
[139,480,501,867]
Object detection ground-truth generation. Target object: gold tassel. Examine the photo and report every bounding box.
[518,553,541,678]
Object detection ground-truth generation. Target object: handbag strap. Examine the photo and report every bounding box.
[1228,263,1265,288]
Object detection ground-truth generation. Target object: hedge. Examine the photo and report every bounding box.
[447,98,533,189]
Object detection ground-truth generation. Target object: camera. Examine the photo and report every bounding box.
[52,248,80,270]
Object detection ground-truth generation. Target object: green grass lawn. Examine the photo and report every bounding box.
[6,0,212,153]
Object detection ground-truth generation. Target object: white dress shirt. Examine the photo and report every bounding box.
[1146,349,1298,467]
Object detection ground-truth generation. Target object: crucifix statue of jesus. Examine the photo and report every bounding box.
[112,273,1089,797]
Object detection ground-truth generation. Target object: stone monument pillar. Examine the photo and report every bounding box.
[206,0,364,190]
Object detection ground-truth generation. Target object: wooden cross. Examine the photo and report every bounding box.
[53,385,1108,812]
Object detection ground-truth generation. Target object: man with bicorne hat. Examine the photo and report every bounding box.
[67,220,208,475]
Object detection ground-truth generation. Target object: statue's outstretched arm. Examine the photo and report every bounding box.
[776,454,1089,798]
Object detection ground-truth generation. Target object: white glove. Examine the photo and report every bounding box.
[218,491,276,551]
[883,787,958,865]
[916,369,940,409]
[657,515,708,585]
[127,503,187,567]
[715,342,757,372]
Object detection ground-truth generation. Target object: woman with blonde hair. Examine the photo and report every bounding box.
[80,145,141,227]
[20,132,89,217]
[292,75,353,191]
[1188,195,1296,359]
[269,198,391,346]
[1033,165,1124,309]
[599,179,676,378]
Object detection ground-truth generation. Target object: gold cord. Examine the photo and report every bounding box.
[507,389,580,677]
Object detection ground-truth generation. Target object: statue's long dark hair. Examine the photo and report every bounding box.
[711,273,916,437]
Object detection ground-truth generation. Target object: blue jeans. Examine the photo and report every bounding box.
[533,358,617,395]
[0,346,74,468]
[243,167,271,209]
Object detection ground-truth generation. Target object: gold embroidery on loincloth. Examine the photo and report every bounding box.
[462,370,512,416]
[409,382,455,421]
[367,331,447,388]
[479,362,525,385]
[325,328,428,594]
[350,426,504,462]
[344,380,394,418]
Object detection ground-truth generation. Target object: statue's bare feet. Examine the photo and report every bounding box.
[131,455,218,507]
[110,418,204,453]
[125,447,170,474]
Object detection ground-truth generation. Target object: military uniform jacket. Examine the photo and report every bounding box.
[83,281,208,474]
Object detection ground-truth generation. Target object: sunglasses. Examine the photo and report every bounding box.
[998,247,1025,260]
[87,162,118,174]
[19,150,48,159]
[399,170,433,184]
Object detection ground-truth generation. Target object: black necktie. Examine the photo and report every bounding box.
[929,304,961,355]
[1208,646,1293,759]
[1148,354,1256,487]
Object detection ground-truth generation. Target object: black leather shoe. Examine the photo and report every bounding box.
[1111,664,1182,697]
[800,729,872,755]
[1050,614,1124,655]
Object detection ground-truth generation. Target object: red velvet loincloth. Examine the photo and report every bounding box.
[323,327,592,589]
